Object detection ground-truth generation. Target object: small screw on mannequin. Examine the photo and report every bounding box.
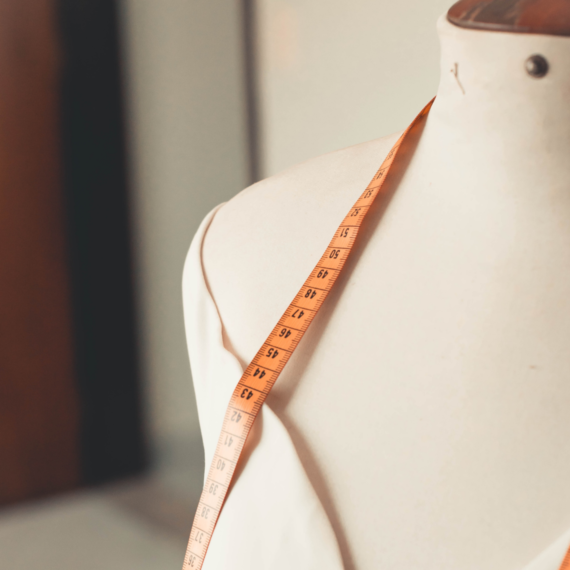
[525,54,549,77]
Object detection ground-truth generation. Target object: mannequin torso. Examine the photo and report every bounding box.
[199,14,570,570]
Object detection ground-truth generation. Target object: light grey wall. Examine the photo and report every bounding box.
[120,0,250,447]
[255,0,453,177]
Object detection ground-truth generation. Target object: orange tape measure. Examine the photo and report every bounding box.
[181,98,570,570]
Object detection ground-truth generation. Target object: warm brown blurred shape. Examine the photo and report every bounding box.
[0,0,79,504]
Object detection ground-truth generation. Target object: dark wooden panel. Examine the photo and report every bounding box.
[448,0,570,36]
[0,0,79,504]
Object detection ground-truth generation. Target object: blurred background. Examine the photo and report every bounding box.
[0,0,450,567]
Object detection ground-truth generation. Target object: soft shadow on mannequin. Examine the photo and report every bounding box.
[195,1,570,568]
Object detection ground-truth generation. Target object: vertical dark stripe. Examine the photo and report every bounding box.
[242,0,262,183]
[58,0,147,485]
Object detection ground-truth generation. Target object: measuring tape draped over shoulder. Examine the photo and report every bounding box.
[181,99,433,569]
[182,97,570,570]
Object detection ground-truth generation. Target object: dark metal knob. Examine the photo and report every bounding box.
[525,55,549,78]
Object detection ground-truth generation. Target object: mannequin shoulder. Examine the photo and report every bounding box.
[203,132,401,263]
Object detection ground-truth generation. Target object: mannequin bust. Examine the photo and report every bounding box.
[187,1,570,568]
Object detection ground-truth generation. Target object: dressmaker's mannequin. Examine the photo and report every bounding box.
[185,2,570,569]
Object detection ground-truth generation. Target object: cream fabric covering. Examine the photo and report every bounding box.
[183,205,344,570]
[183,205,570,570]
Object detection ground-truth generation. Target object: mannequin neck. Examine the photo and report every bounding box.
[426,16,570,183]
